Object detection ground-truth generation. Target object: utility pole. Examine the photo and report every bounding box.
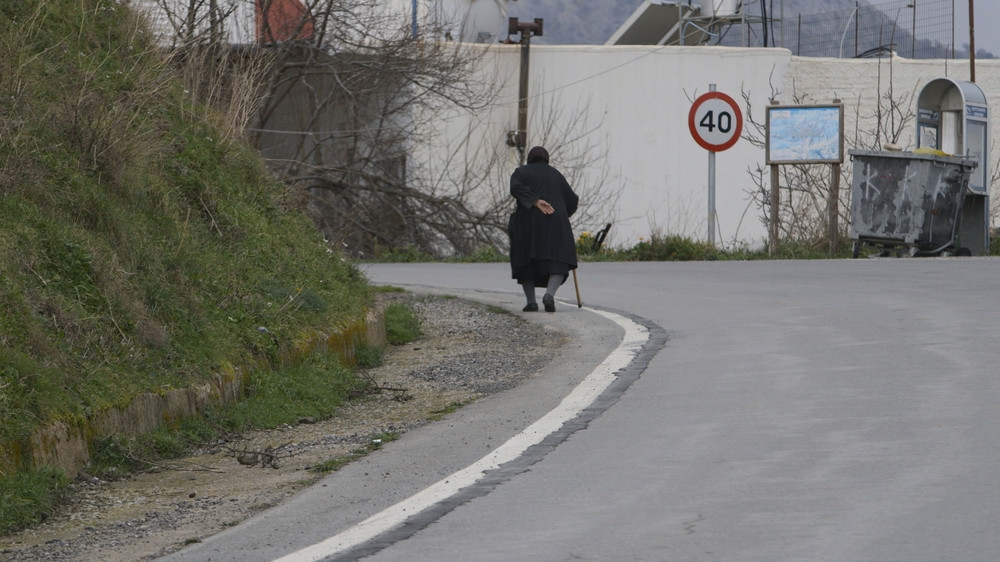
[506,18,543,165]
[969,0,976,82]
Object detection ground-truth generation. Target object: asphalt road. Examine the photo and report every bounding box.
[162,259,1000,561]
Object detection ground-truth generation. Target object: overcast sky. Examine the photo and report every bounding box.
[953,1,998,55]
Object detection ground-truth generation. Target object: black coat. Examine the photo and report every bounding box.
[508,162,579,284]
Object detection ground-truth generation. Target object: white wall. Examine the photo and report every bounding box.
[446,45,793,248]
[785,55,1000,154]
[530,46,791,247]
[425,45,1000,249]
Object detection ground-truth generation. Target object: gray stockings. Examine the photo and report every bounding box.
[522,274,565,305]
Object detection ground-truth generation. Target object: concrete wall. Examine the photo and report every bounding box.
[527,45,792,247]
[426,45,1000,249]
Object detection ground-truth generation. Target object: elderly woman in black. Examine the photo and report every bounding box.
[508,146,579,312]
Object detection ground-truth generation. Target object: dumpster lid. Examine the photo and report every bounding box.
[848,149,979,169]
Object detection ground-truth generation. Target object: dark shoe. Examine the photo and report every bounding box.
[542,294,555,312]
[523,302,538,312]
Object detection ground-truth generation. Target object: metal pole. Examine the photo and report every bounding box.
[708,84,717,246]
[969,0,976,82]
[855,1,859,57]
[796,13,801,56]
[517,36,530,165]
[510,19,542,165]
[780,0,785,50]
[709,152,716,246]
[411,0,418,39]
[911,1,916,58]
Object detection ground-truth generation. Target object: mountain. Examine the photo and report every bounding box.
[506,0,857,46]
[505,0,988,59]
[505,0,640,45]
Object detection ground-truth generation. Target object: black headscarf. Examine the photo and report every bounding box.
[526,146,549,164]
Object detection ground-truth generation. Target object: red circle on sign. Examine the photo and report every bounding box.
[688,91,743,152]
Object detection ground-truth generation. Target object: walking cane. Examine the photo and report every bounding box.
[572,269,582,308]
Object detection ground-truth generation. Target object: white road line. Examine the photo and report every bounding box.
[275,308,648,562]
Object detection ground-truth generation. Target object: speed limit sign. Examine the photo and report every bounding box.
[688,91,743,152]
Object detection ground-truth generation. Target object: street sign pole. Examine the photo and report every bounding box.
[709,150,716,245]
[708,84,717,246]
[689,85,742,248]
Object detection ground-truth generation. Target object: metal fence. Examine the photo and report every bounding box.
[713,0,984,60]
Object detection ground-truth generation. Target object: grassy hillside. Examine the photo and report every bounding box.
[0,1,371,446]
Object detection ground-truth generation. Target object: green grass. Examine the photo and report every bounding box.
[364,232,863,265]
[310,432,401,474]
[0,0,373,533]
[427,401,467,421]
[0,468,70,535]
[576,233,858,261]
[85,353,371,480]
[990,230,1000,255]
[222,356,365,430]
[385,302,421,344]
[374,285,407,293]
[355,342,385,368]
[485,304,511,315]
[0,0,372,444]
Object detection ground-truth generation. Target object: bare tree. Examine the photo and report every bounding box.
[740,55,917,251]
[143,0,620,258]
[148,0,504,256]
[523,87,621,240]
[142,0,271,148]
[150,0,239,47]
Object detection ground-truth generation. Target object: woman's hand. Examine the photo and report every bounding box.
[534,199,555,215]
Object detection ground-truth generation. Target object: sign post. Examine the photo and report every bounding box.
[689,85,743,246]
[765,102,845,256]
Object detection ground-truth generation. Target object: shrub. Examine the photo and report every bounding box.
[385,303,421,344]
[623,234,719,261]
[0,468,69,534]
